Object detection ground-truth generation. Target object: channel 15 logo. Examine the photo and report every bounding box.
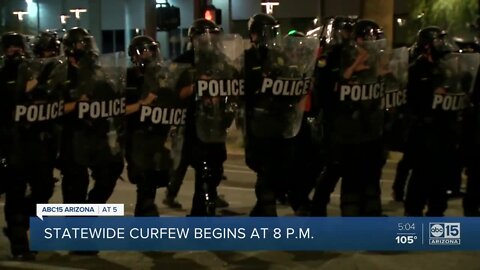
[429,223,461,245]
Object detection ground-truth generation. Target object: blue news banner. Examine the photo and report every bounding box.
[30,217,479,251]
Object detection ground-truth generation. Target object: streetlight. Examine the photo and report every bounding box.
[13,11,28,21]
[261,1,280,15]
[70,8,87,27]
[13,11,28,32]
[60,15,70,27]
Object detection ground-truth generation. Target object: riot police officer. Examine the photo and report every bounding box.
[404,26,470,216]
[165,19,230,216]
[244,13,317,216]
[244,13,284,216]
[312,19,387,216]
[32,31,61,58]
[461,25,480,216]
[310,17,354,216]
[282,30,320,215]
[463,65,480,216]
[57,28,124,208]
[125,35,178,216]
[0,31,39,260]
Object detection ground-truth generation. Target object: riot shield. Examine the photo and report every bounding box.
[10,56,65,167]
[433,53,480,113]
[249,35,318,139]
[381,47,408,110]
[72,52,127,166]
[331,40,386,144]
[381,47,409,151]
[193,33,245,143]
[131,60,191,174]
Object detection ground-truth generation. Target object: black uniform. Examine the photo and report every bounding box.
[164,50,196,204]
[174,48,228,216]
[58,28,124,206]
[1,32,59,260]
[310,17,354,216]
[312,20,386,217]
[244,45,299,217]
[463,67,480,216]
[404,57,449,215]
[125,36,175,216]
[404,27,468,216]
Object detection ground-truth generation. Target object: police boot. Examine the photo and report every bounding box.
[134,202,159,217]
[162,194,182,209]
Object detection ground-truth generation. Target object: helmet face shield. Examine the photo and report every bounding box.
[62,28,99,61]
[253,24,280,47]
[1,33,28,56]
[32,32,61,58]
[320,17,355,47]
[321,27,352,46]
[129,41,161,66]
[432,36,458,61]
[358,38,388,53]
[73,35,98,54]
[417,27,458,60]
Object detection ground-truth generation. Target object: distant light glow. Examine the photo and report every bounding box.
[261,2,279,14]
[306,26,321,37]
[13,11,28,21]
[60,15,70,24]
[26,0,38,18]
[70,8,87,19]
[204,9,214,21]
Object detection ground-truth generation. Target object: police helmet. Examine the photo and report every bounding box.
[248,13,280,44]
[62,27,99,58]
[320,16,357,46]
[353,19,384,41]
[416,26,458,58]
[128,35,160,64]
[188,19,221,40]
[1,32,28,54]
[32,31,61,57]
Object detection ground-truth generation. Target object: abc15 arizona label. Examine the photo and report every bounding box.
[429,223,461,245]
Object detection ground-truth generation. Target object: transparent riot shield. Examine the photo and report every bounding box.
[71,52,127,166]
[381,47,409,151]
[332,39,386,144]
[131,60,192,174]
[433,52,480,113]
[381,47,408,110]
[424,52,480,150]
[193,33,245,143]
[10,56,66,167]
[248,35,318,139]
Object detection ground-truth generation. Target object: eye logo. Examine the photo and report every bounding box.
[430,224,444,237]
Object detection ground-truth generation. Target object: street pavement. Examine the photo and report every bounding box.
[0,152,479,270]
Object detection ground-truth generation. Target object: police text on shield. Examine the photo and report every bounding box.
[78,98,126,119]
[15,101,65,122]
[260,78,311,96]
[197,79,244,97]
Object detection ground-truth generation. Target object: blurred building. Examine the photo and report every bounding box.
[0,0,409,59]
